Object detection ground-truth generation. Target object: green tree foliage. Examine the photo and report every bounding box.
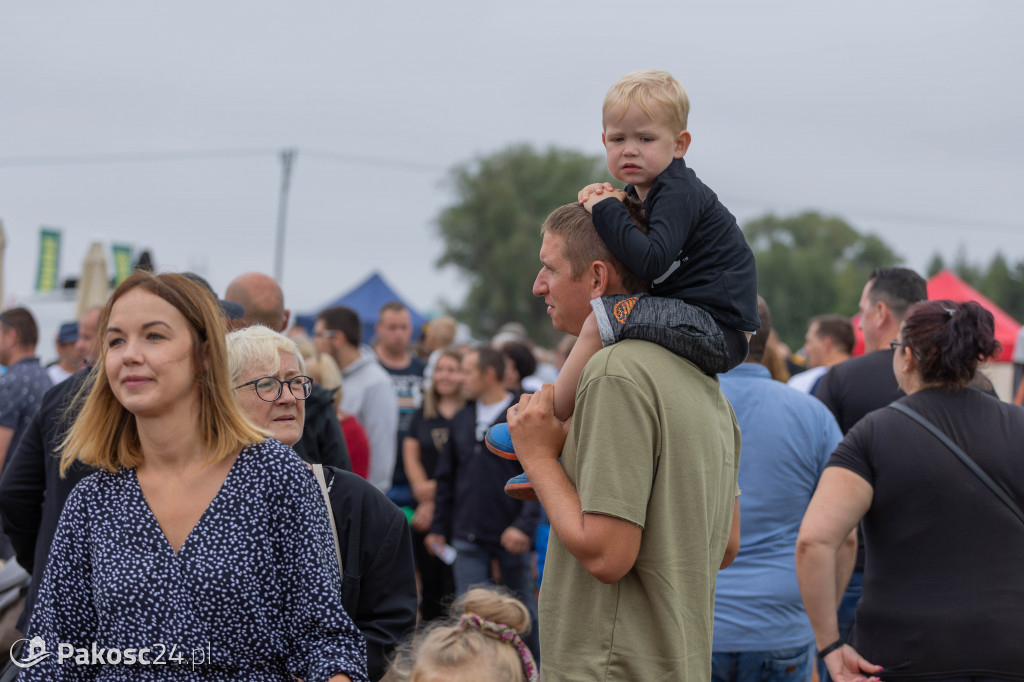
[744,212,901,349]
[1008,261,1024,322]
[963,251,1024,323]
[981,253,1013,307]
[952,246,983,287]
[926,253,946,278]
[436,144,609,344]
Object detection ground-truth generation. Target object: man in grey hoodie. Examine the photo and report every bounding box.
[315,306,398,492]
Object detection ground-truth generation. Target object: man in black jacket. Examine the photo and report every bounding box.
[0,306,102,633]
[425,346,540,657]
[321,465,417,681]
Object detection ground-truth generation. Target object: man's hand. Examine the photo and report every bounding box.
[578,182,616,203]
[501,526,531,555]
[424,533,446,557]
[506,385,567,475]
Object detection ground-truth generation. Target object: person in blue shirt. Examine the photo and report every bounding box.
[713,297,845,682]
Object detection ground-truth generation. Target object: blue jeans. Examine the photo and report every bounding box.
[712,643,815,682]
[451,538,540,660]
[818,570,863,682]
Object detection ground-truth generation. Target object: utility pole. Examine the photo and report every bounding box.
[274,148,297,282]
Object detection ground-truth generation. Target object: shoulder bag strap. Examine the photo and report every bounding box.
[888,402,1024,527]
[312,463,345,577]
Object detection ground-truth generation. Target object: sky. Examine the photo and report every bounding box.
[3,1,1023,329]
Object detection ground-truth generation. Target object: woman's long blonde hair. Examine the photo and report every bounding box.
[60,271,265,475]
[422,348,464,419]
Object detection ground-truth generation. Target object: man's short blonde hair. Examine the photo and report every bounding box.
[541,202,650,295]
[603,69,690,133]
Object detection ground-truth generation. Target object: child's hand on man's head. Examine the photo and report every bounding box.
[582,188,627,214]
[577,182,617,204]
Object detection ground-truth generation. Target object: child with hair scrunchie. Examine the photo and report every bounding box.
[387,587,538,682]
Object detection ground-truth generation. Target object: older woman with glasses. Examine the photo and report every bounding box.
[230,331,313,449]
[23,272,366,681]
[796,300,1024,682]
[227,326,417,682]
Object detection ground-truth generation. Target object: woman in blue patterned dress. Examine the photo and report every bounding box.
[18,271,367,681]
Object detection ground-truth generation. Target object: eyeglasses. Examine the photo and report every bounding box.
[234,376,313,402]
[313,330,339,339]
[889,340,922,361]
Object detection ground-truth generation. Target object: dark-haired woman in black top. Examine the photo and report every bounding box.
[796,300,1024,682]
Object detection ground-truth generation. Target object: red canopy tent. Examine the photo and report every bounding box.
[850,270,1020,361]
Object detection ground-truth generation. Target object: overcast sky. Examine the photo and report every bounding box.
[3,1,1022,324]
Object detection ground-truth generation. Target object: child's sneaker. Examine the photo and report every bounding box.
[485,422,518,460]
[504,472,537,501]
[591,292,733,375]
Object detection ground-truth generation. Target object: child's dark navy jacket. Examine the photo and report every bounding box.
[592,157,760,332]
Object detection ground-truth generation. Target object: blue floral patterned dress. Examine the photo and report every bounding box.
[20,439,368,681]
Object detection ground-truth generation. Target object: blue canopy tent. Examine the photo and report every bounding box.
[294,271,428,345]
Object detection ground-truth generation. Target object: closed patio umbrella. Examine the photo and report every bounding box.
[77,241,110,318]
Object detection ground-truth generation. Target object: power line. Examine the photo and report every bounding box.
[302,150,444,173]
[0,148,278,167]
[727,197,1023,237]
[839,206,1022,236]
[0,148,446,173]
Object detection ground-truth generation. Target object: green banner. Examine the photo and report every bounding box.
[112,244,133,285]
[35,228,61,292]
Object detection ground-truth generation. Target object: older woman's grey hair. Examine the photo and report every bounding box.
[226,325,306,385]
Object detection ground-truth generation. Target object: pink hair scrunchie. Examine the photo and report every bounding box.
[458,613,539,681]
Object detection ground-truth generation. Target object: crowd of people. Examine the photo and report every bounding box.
[0,68,1021,682]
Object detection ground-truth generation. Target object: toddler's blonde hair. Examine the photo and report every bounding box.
[603,69,690,133]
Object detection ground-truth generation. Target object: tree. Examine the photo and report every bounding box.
[1008,260,1024,322]
[979,252,1024,323]
[436,144,609,344]
[743,212,902,349]
[926,253,946,278]
[952,246,983,288]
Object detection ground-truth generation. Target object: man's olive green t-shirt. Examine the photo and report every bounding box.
[539,340,740,681]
